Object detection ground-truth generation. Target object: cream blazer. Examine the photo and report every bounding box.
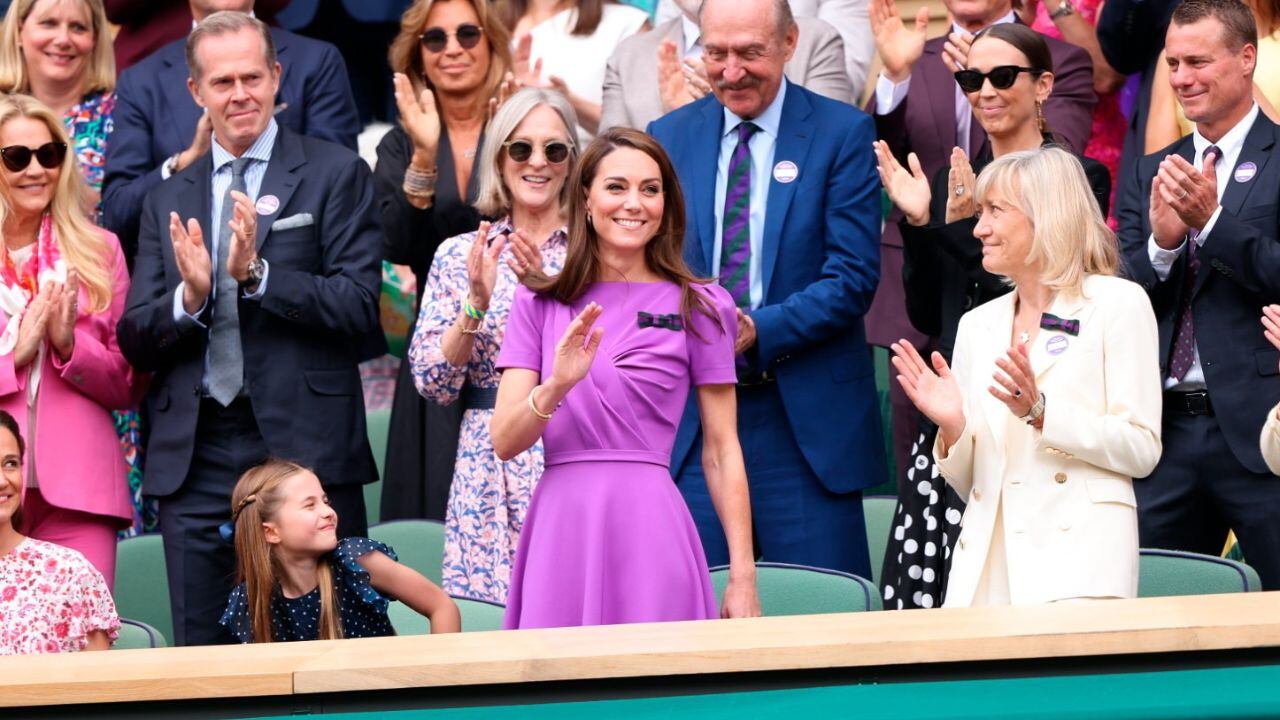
[1262,405,1280,475]
[934,275,1164,606]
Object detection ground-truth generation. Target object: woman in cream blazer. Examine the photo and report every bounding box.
[892,147,1163,607]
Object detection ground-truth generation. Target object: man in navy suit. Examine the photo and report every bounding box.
[117,12,383,645]
[1118,0,1280,589]
[103,0,361,263]
[648,0,885,578]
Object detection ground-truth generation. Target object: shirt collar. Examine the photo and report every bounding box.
[680,14,701,55]
[722,77,787,140]
[1193,103,1259,162]
[951,10,1017,36]
[212,118,278,173]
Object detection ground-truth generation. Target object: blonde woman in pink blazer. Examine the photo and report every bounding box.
[0,94,134,588]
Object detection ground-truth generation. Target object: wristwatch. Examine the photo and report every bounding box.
[239,257,265,290]
[1050,0,1076,20]
[1021,392,1047,425]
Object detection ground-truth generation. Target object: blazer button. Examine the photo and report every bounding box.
[959,538,967,550]
[1054,472,1067,484]
[971,488,982,502]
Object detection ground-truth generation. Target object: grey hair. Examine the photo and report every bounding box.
[698,0,796,39]
[186,11,277,83]
[474,87,581,218]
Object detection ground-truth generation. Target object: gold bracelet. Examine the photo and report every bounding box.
[528,385,554,421]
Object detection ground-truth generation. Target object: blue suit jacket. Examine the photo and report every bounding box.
[647,82,886,494]
[103,27,361,262]
[117,126,385,496]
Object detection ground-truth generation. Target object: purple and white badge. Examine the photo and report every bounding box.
[255,194,280,216]
[773,160,799,184]
[1046,335,1069,356]
[1235,162,1258,183]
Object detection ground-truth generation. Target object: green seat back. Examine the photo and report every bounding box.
[113,618,166,650]
[364,407,393,526]
[1138,548,1262,597]
[709,562,881,615]
[368,519,445,585]
[114,534,173,646]
[862,495,897,588]
[387,595,506,634]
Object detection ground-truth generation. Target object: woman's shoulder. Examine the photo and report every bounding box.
[691,280,734,310]
[1081,273,1149,306]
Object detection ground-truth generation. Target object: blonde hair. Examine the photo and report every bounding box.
[230,459,343,644]
[0,94,112,312]
[0,0,115,96]
[974,145,1117,294]
[388,0,513,112]
[474,87,580,217]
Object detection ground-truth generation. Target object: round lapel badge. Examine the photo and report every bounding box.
[773,160,798,184]
[255,194,280,216]
[1234,161,1258,183]
[1046,334,1069,356]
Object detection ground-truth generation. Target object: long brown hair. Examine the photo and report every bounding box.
[388,0,513,108]
[523,127,721,336]
[230,459,343,644]
[0,410,25,533]
[496,0,613,36]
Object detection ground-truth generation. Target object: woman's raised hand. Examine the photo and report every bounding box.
[945,147,978,224]
[550,302,604,389]
[506,228,544,282]
[393,72,441,157]
[1263,305,1280,370]
[46,270,79,361]
[466,221,505,311]
[892,339,965,441]
[874,140,931,226]
[13,284,53,369]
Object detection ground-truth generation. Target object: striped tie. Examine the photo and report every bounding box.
[1168,145,1220,381]
[720,121,759,309]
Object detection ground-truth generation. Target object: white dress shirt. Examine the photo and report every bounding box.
[1146,103,1260,390]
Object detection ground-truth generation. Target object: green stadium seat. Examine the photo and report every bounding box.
[387,595,506,634]
[364,407,393,526]
[862,495,896,588]
[368,519,445,585]
[709,561,881,614]
[113,618,166,650]
[114,534,173,646]
[1138,548,1262,597]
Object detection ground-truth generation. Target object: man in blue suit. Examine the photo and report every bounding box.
[103,0,361,264]
[648,0,885,578]
[117,13,383,645]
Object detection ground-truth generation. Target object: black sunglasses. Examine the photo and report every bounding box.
[953,65,1041,93]
[0,142,67,173]
[419,24,484,53]
[503,140,573,165]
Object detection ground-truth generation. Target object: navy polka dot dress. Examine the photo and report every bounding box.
[221,537,398,642]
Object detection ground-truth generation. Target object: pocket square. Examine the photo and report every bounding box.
[271,213,313,231]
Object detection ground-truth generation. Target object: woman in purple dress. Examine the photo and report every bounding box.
[491,127,760,628]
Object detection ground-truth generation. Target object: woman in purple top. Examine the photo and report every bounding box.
[491,127,760,628]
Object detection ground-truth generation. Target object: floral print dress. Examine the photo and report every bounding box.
[0,538,119,654]
[408,218,567,604]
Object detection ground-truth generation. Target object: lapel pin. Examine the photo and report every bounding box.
[255,194,280,216]
[1046,335,1069,356]
[1235,161,1258,183]
[772,160,798,184]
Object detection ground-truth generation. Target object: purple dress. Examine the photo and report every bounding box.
[497,280,738,628]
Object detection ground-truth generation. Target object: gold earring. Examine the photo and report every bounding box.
[1036,100,1046,133]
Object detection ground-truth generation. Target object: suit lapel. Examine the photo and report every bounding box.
[1194,119,1275,295]
[761,85,814,300]
[688,100,723,274]
[254,129,304,251]
[921,38,959,152]
[179,153,214,256]
[1028,288,1094,382]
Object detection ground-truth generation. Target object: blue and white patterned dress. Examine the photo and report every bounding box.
[408,218,567,605]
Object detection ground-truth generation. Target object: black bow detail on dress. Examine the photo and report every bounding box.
[637,311,683,331]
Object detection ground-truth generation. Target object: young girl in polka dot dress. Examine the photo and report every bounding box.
[220,460,460,643]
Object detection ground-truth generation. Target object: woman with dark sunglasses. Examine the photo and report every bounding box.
[0,94,137,590]
[871,22,1110,610]
[376,0,514,525]
[408,87,579,605]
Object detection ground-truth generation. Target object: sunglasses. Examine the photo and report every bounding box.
[503,140,573,164]
[419,24,484,53]
[953,65,1040,93]
[0,142,67,173]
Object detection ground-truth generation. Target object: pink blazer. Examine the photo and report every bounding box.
[0,230,137,524]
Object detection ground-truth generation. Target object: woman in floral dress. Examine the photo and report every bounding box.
[409,88,579,604]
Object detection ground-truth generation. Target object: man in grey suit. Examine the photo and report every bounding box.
[600,0,853,131]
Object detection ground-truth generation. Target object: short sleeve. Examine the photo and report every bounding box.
[688,283,738,386]
[220,584,252,643]
[64,559,120,647]
[496,285,544,373]
[333,537,399,613]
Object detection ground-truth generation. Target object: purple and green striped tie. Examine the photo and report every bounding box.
[720,121,759,309]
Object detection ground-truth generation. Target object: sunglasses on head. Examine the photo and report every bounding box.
[0,142,67,173]
[503,140,573,164]
[419,23,484,53]
[953,65,1040,93]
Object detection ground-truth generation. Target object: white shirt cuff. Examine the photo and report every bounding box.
[1197,206,1224,242]
[874,72,911,115]
[160,154,176,181]
[173,281,208,329]
[1147,234,1184,282]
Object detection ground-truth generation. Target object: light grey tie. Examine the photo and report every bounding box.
[207,157,250,406]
